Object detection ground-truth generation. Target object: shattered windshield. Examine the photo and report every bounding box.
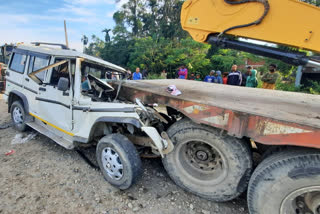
[81,62,123,82]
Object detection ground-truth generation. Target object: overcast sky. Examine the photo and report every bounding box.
[0,0,128,51]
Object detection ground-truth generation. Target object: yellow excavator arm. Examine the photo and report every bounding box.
[181,0,320,68]
[181,0,320,52]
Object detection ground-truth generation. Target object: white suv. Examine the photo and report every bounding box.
[4,43,172,189]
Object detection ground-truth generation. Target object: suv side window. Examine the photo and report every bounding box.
[28,55,50,81]
[9,53,27,73]
[50,59,70,86]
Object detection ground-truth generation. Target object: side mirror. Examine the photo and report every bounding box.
[57,77,69,92]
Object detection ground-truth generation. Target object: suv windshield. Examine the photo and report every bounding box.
[81,61,123,82]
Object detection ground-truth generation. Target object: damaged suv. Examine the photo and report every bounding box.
[4,43,173,189]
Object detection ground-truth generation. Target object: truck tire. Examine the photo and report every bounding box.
[162,119,252,202]
[10,101,27,132]
[248,150,320,214]
[96,134,142,190]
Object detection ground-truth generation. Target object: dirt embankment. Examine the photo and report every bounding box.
[0,97,248,214]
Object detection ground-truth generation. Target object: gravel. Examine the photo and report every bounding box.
[0,97,249,214]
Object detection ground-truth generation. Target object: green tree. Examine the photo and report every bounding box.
[102,29,112,43]
[84,35,104,57]
[116,0,145,37]
[85,0,307,82]
[81,35,88,53]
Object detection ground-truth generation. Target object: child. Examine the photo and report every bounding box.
[222,72,228,84]
[195,73,202,81]
[213,70,223,84]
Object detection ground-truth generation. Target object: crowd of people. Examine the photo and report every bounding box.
[127,63,280,90]
[173,63,279,90]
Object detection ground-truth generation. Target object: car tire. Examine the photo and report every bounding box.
[96,134,142,190]
[248,150,320,214]
[10,101,27,132]
[162,118,253,202]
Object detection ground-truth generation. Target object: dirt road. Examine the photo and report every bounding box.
[0,95,248,214]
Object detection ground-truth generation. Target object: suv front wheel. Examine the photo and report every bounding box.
[10,101,27,132]
[96,134,142,190]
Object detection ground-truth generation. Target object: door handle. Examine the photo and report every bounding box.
[39,87,46,92]
[25,78,29,82]
[5,71,10,76]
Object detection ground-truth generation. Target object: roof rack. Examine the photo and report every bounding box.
[31,42,69,50]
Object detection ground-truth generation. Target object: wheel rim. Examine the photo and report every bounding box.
[101,147,123,181]
[280,186,320,214]
[175,140,228,183]
[13,106,24,124]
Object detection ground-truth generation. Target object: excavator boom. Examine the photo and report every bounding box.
[181,0,320,54]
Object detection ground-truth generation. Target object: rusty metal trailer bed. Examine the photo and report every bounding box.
[117,79,320,149]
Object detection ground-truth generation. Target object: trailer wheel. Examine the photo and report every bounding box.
[96,134,142,190]
[162,119,252,202]
[10,101,27,132]
[248,150,320,214]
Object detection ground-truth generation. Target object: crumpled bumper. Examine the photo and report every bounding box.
[141,127,174,157]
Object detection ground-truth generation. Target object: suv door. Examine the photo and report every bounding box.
[6,51,27,93]
[35,59,73,134]
[23,53,51,114]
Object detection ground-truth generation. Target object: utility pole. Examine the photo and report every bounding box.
[64,20,69,49]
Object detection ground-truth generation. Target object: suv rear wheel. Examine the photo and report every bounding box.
[96,134,142,190]
[10,101,27,132]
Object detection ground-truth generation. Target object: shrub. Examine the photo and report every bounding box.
[147,73,165,80]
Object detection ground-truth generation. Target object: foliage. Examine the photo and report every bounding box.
[82,0,320,94]
[275,81,299,92]
[301,0,320,6]
[147,73,165,80]
[302,81,320,94]
[81,35,88,46]
[84,35,104,57]
[211,49,246,73]
[83,0,291,77]
[165,38,211,75]
[274,80,320,94]
[259,58,296,77]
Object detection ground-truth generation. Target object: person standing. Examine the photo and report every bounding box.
[189,73,196,80]
[222,72,228,84]
[133,67,142,80]
[241,69,249,87]
[227,65,242,86]
[245,66,258,88]
[213,70,223,84]
[142,68,149,79]
[204,70,215,83]
[261,64,280,90]
[195,73,202,81]
[160,69,167,79]
[178,65,188,79]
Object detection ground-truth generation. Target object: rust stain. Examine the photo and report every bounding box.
[116,82,320,149]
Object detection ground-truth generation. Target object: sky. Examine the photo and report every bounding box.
[0,0,128,51]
